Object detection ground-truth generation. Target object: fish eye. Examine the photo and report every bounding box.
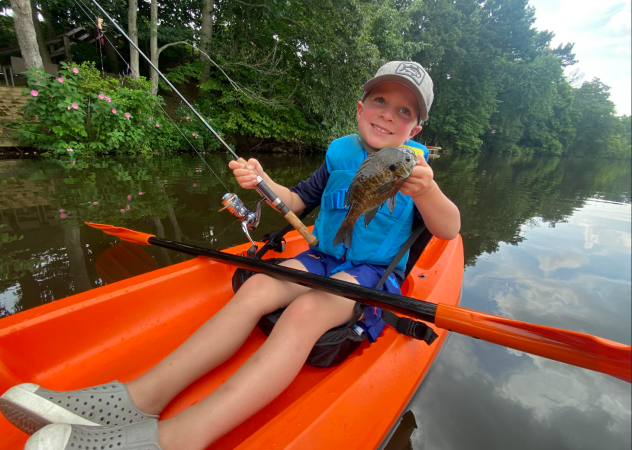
[405,156,411,162]
[389,164,397,171]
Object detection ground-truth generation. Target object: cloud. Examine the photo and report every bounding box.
[529,0,632,115]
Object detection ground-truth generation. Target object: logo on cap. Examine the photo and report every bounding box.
[395,62,426,87]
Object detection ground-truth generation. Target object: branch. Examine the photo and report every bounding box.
[157,41,191,58]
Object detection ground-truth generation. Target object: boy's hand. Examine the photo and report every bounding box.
[228,158,266,189]
[400,154,434,198]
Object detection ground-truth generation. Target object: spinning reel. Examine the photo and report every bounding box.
[219,193,265,258]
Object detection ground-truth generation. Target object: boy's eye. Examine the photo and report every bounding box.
[399,107,411,115]
[374,96,385,104]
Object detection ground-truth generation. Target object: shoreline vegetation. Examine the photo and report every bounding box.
[1,0,630,160]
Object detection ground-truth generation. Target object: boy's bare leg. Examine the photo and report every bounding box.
[157,271,359,450]
[125,260,311,415]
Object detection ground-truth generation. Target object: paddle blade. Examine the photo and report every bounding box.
[95,241,160,284]
[435,304,632,382]
[85,222,155,245]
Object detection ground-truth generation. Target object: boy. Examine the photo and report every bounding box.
[2,61,459,450]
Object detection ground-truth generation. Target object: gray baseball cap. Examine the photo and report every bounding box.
[362,61,434,124]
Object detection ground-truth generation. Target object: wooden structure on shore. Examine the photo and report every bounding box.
[0,86,27,148]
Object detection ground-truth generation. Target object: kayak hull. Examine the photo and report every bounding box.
[0,230,463,450]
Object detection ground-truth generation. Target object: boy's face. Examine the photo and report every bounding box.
[357,82,423,151]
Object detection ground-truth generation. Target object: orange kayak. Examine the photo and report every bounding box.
[0,230,464,450]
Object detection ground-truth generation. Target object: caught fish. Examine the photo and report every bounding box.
[333,147,417,247]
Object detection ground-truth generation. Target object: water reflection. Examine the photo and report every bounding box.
[410,198,631,450]
[0,153,630,449]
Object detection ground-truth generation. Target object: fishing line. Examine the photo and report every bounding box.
[73,0,231,193]
[74,0,321,253]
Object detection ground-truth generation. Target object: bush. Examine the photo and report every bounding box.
[16,62,184,158]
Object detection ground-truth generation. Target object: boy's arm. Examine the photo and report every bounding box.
[400,156,461,240]
[229,158,307,213]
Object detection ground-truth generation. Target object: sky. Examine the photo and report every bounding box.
[528,0,632,116]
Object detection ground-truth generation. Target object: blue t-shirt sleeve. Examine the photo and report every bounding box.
[290,162,330,210]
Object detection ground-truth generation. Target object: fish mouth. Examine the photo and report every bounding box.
[371,124,393,135]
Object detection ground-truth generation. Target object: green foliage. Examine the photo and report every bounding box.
[3,0,629,158]
[15,62,185,157]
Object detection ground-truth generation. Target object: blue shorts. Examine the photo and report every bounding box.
[293,249,402,342]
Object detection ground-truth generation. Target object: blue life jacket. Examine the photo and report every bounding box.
[313,134,428,273]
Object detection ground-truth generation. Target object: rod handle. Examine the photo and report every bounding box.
[284,211,319,247]
[237,157,258,176]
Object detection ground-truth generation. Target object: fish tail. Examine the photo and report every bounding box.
[333,220,353,247]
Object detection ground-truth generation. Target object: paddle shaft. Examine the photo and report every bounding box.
[145,235,631,382]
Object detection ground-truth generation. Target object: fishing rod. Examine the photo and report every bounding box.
[85,0,318,253]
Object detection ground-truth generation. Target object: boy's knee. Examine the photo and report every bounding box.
[232,273,279,310]
[281,294,325,329]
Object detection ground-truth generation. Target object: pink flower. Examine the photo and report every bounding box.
[138,191,143,196]
[195,168,200,172]
[58,77,64,83]
[98,94,105,100]
[156,123,160,128]
[67,148,73,152]
[60,213,67,219]
[125,113,130,119]
[192,133,196,137]
[59,209,65,213]
[106,97,111,103]
[93,201,99,205]
[126,205,130,211]
[67,106,70,110]
[30,90,38,97]
[127,195,132,201]
[72,67,79,74]
[120,209,125,213]
[193,183,197,187]
[112,109,117,114]
[72,103,78,110]
[186,116,190,120]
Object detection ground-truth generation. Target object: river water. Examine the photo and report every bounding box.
[0,153,630,450]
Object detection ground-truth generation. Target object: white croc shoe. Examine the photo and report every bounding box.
[25,419,163,450]
[0,381,158,435]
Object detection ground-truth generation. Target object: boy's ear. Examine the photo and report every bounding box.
[408,125,422,139]
[357,101,364,119]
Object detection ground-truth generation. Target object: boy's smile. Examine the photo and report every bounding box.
[357,82,422,152]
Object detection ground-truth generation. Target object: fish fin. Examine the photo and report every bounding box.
[363,206,379,227]
[356,153,378,173]
[387,195,397,214]
[333,221,353,247]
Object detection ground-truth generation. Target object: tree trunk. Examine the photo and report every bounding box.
[150,0,159,95]
[11,0,43,70]
[40,0,53,39]
[31,1,51,63]
[64,227,93,294]
[103,35,120,74]
[200,0,214,85]
[128,0,139,77]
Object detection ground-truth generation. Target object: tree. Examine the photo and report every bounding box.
[128,0,139,77]
[569,79,627,158]
[31,1,50,63]
[10,0,43,70]
[199,0,213,84]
